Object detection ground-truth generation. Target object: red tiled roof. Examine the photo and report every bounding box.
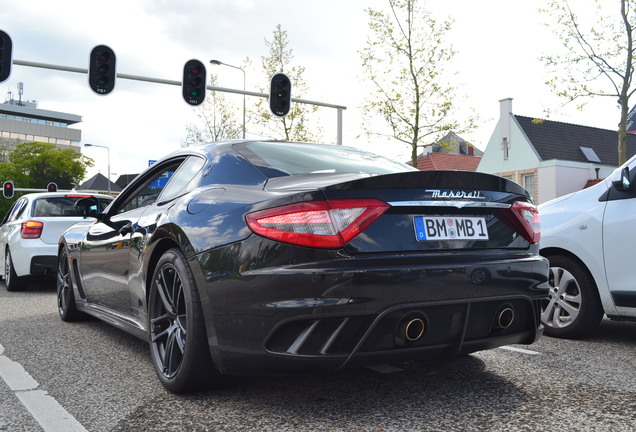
[416,153,481,171]
[583,178,604,189]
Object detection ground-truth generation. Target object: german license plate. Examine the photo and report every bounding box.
[414,216,489,241]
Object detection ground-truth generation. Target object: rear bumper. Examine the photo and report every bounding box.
[6,240,57,277]
[194,244,549,375]
[220,296,544,375]
[30,255,57,277]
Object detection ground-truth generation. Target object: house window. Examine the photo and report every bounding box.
[523,174,535,194]
[502,138,509,160]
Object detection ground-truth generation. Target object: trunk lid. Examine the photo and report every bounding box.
[310,170,535,253]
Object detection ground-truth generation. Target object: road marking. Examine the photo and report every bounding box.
[499,345,540,355]
[0,356,39,390]
[17,390,87,432]
[0,343,88,432]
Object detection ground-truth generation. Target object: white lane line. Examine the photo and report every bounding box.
[0,343,88,432]
[17,390,87,432]
[499,345,540,355]
[0,356,39,390]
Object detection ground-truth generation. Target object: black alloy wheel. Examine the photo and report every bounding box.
[4,249,27,292]
[57,247,82,321]
[149,248,217,393]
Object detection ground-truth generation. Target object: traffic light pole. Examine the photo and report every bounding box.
[12,59,347,145]
[14,188,70,192]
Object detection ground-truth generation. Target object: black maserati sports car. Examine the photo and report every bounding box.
[57,140,549,392]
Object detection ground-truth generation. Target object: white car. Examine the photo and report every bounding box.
[0,192,113,291]
[539,154,636,338]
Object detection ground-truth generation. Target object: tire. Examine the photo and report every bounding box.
[148,248,218,393]
[57,247,83,322]
[540,254,604,339]
[4,249,27,292]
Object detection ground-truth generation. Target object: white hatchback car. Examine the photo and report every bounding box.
[539,154,636,338]
[0,192,113,291]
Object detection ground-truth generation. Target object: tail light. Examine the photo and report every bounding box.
[246,199,389,248]
[21,220,44,239]
[505,201,540,244]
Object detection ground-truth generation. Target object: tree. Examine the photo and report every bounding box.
[182,74,243,147]
[360,0,477,166]
[541,0,636,165]
[0,142,94,219]
[6,142,93,189]
[251,24,322,142]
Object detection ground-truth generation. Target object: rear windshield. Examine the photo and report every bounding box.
[235,142,416,177]
[33,196,112,217]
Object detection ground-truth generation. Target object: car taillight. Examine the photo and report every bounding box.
[21,220,44,239]
[506,201,540,244]
[246,199,390,248]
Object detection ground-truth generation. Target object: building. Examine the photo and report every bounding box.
[115,173,139,190]
[419,132,483,157]
[416,152,481,171]
[414,132,482,171]
[478,98,636,204]
[0,84,82,153]
[77,172,121,195]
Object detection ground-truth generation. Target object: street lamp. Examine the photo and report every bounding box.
[84,143,111,194]
[210,59,246,139]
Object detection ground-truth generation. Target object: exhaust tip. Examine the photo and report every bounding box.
[494,305,515,329]
[398,314,427,343]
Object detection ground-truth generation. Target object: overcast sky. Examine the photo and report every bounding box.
[0,0,621,182]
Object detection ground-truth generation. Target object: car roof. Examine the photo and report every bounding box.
[155,140,326,162]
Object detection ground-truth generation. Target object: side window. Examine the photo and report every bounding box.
[116,160,185,215]
[158,156,205,202]
[628,158,636,185]
[1,200,20,224]
[7,198,28,223]
[98,198,113,212]
[113,156,204,215]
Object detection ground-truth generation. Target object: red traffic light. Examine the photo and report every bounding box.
[3,180,14,199]
[47,182,58,192]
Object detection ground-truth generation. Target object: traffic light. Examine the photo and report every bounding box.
[47,182,58,192]
[0,30,12,83]
[269,73,292,117]
[3,181,14,199]
[182,59,206,106]
[89,45,116,95]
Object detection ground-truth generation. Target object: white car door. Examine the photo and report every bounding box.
[602,157,636,314]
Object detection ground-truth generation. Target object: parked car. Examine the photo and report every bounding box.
[0,192,113,291]
[57,140,548,392]
[539,153,636,338]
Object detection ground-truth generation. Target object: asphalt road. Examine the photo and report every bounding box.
[1,278,635,432]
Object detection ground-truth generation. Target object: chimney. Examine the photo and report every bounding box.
[500,98,513,159]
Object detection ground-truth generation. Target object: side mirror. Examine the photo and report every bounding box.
[612,166,632,191]
[74,197,101,217]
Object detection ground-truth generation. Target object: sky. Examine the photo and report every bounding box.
[0,0,622,183]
